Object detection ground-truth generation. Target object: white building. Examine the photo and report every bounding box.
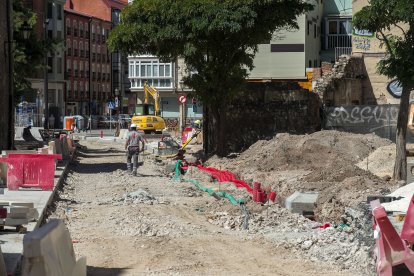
[128,55,203,120]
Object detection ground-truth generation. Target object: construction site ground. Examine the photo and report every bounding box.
[48,130,403,275]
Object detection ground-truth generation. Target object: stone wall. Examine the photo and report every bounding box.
[314,55,369,106]
[221,82,321,153]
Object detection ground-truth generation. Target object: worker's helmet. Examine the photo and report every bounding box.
[130,124,137,129]
[194,120,201,124]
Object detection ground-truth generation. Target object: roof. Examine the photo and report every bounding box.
[64,8,112,23]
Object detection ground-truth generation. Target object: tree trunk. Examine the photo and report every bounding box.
[204,101,228,157]
[0,0,14,151]
[393,83,413,181]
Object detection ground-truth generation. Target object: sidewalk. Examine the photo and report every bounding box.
[0,155,73,275]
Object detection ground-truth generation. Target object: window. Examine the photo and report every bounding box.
[57,57,62,74]
[48,30,53,39]
[57,31,62,40]
[325,18,352,49]
[79,23,84,38]
[67,82,72,98]
[66,19,71,35]
[307,21,311,36]
[56,4,62,20]
[129,59,173,88]
[75,21,79,37]
[47,2,53,19]
[74,61,78,77]
[308,60,312,68]
[66,40,72,56]
[48,57,53,73]
[314,24,317,38]
[73,41,78,57]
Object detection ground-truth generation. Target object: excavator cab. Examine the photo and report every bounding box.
[135,103,155,116]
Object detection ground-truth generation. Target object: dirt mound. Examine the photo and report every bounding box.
[207,130,397,222]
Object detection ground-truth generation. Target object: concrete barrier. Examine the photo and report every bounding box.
[22,219,86,276]
[48,141,56,154]
[285,191,319,215]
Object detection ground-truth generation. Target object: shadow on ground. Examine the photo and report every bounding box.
[87,266,131,276]
[72,162,126,174]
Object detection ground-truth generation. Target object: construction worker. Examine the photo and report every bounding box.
[193,119,202,129]
[125,124,145,176]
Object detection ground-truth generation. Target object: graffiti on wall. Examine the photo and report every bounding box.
[324,105,400,140]
[353,37,372,51]
[353,28,375,51]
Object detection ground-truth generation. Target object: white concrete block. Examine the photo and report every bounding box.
[285,191,319,214]
[22,219,86,276]
[48,141,57,154]
[0,245,6,276]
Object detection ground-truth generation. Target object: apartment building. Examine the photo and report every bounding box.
[249,0,323,83]
[65,0,130,115]
[64,8,112,115]
[28,0,66,126]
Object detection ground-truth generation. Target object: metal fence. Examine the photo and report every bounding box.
[335,47,352,61]
[15,112,44,127]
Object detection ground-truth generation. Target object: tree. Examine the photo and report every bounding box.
[354,0,414,181]
[13,0,46,103]
[108,0,312,156]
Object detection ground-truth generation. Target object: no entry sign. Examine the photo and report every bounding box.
[178,95,187,103]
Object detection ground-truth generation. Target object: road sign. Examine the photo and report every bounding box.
[107,101,115,109]
[178,95,187,104]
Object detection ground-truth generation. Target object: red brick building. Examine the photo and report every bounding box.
[66,0,131,115]
[64,8,111,115]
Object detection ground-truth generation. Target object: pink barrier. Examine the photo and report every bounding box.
[0,153,62,191]
[370,196,414,275]
[195,164,253,194]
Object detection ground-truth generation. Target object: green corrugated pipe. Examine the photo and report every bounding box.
[173,160,244,205]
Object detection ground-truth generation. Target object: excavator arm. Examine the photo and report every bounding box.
[144,81,160,116]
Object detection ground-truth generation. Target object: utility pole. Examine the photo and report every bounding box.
[0,0,14,151]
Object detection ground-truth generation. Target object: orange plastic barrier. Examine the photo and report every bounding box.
[65,117,75,130]
[0,153,62,191]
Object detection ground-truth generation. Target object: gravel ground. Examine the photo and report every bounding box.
[47,140,366,276]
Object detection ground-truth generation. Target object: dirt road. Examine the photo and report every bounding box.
[49,141,359,275]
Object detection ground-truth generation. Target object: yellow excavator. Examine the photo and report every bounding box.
[131,82,166,134]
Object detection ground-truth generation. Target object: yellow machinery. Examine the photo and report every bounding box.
[144,81,160,115]
[132,81,166,133]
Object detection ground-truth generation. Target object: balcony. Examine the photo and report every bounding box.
[325,34,352,50]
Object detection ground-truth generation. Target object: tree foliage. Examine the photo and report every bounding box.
[109,0,312,155]
[354,0,414,180]
[12,0,44,102]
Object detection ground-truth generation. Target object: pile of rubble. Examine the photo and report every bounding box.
[207,130,397,222]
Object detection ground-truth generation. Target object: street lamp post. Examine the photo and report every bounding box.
[43,19,50,129]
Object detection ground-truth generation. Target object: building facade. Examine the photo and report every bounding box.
[65,0,130,115]
[29,0,66,126]
[248,0,323,82]
[321,0,353,62]
[64,8,112,115]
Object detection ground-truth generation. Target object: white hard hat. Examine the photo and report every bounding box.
[130,124,137,128]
